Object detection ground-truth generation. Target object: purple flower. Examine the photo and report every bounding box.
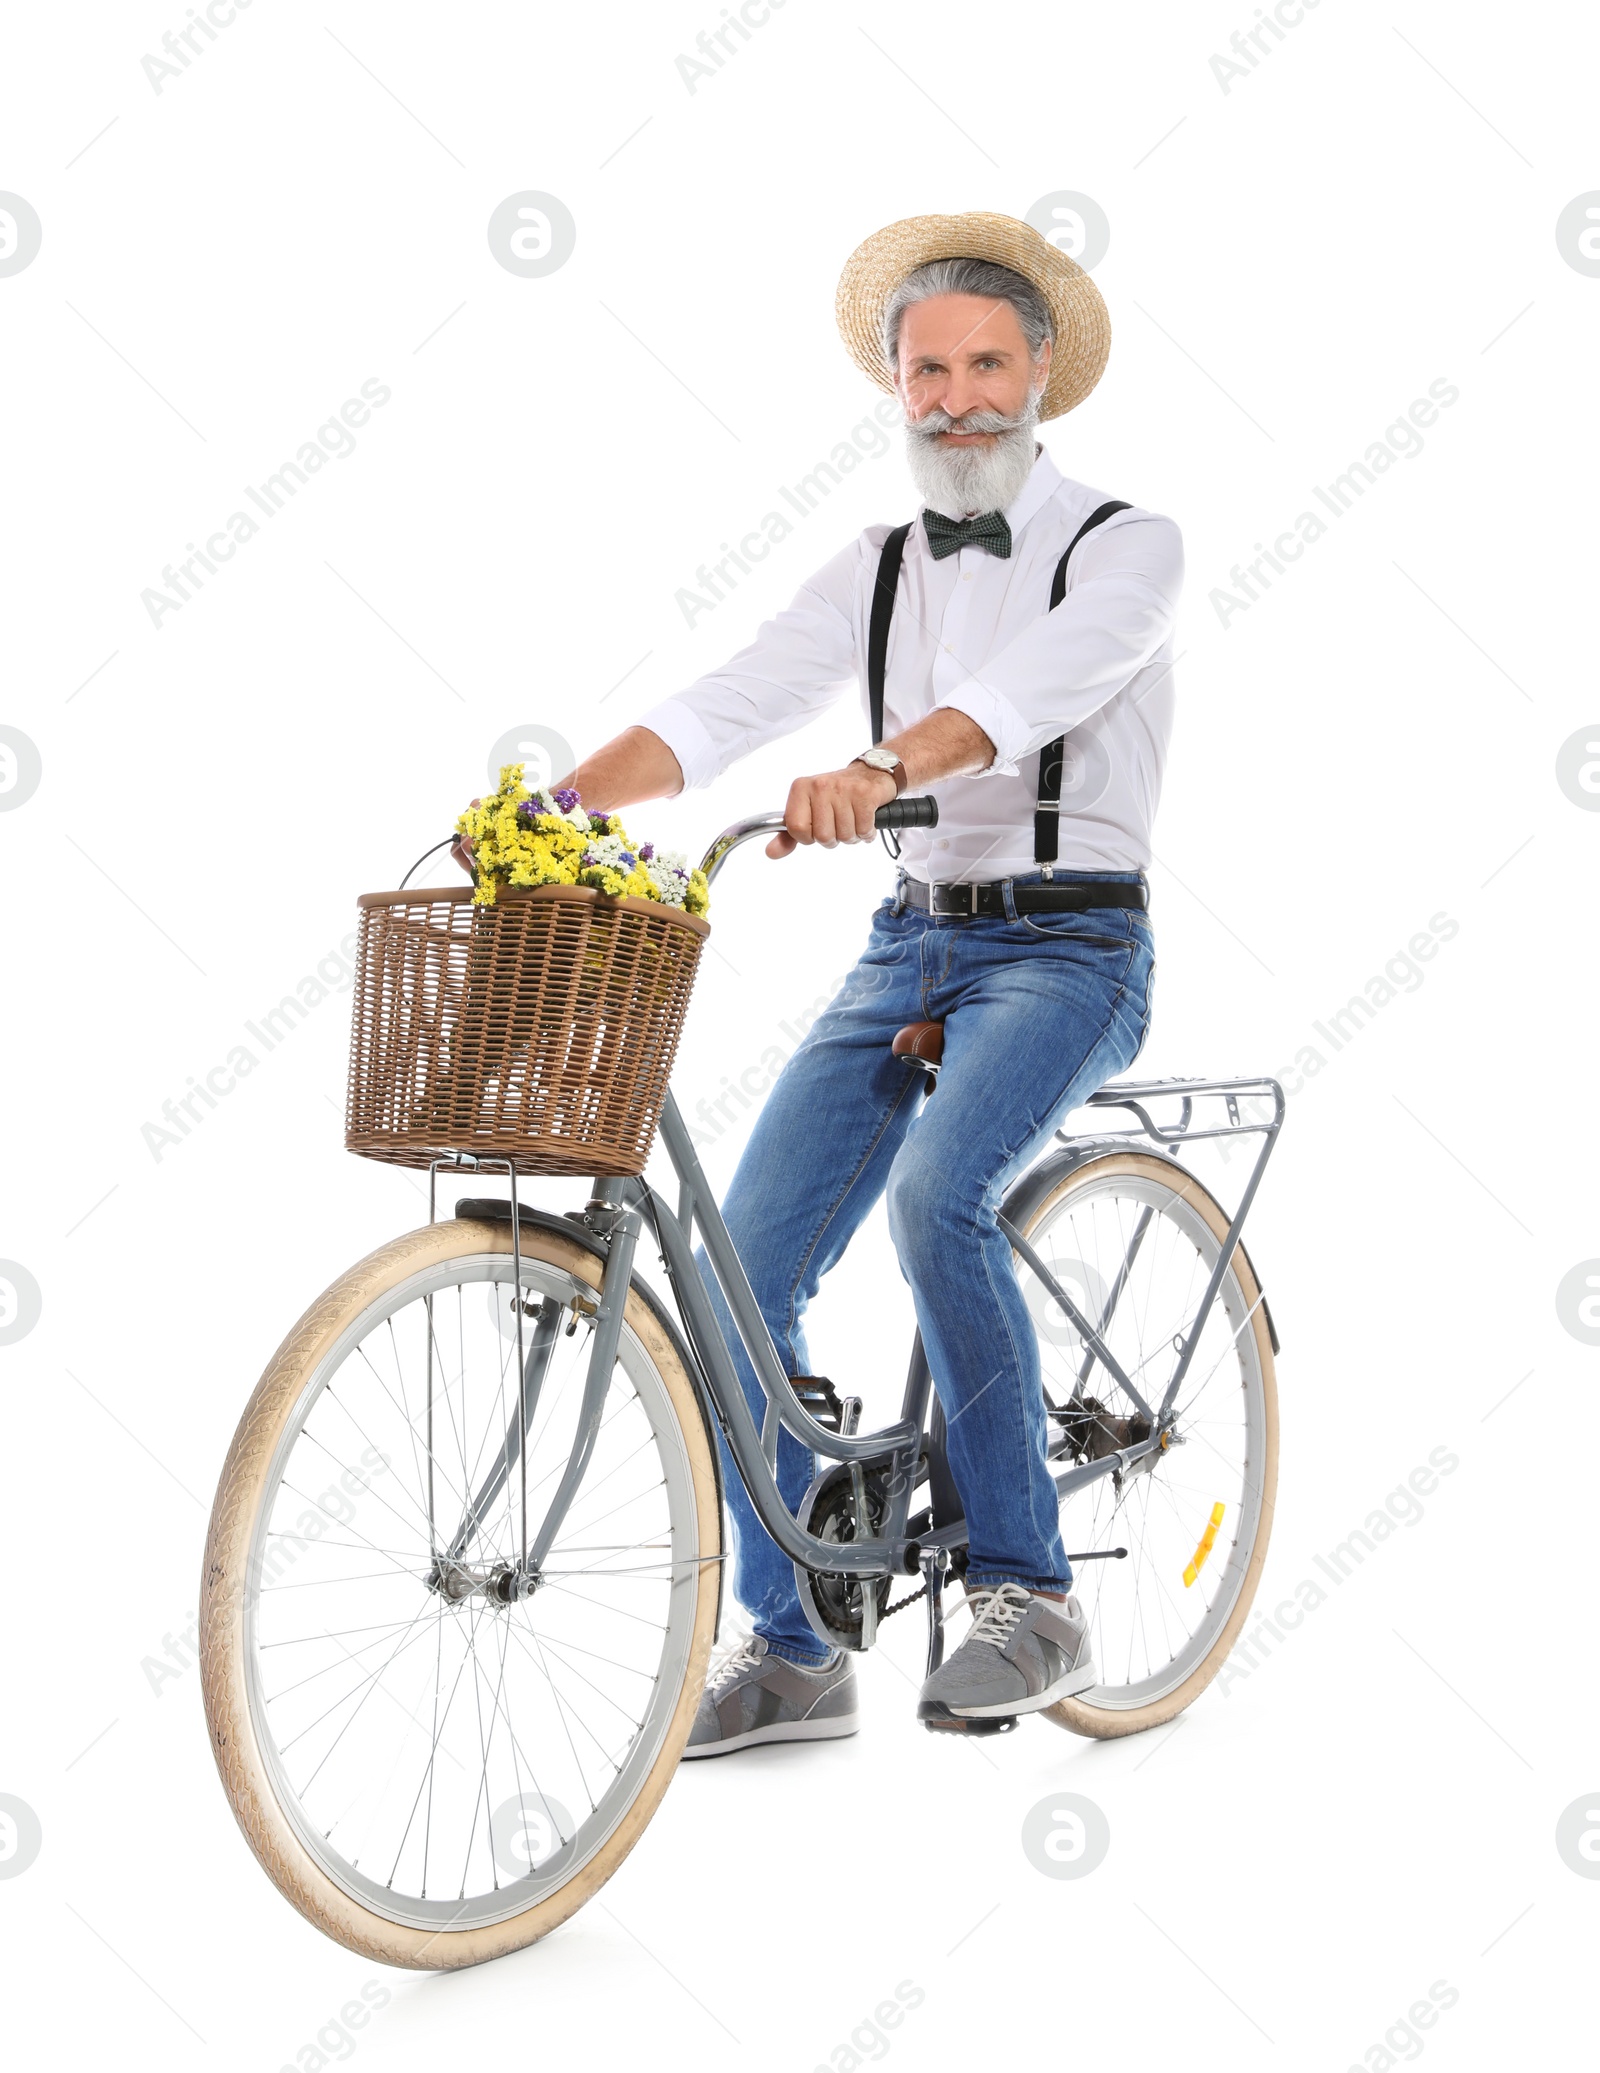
[588,811,609,833]
[639,842,654,861]
[618,850,636,869]
[551,786,580,813]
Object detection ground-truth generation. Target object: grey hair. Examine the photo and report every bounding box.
[881,257,1054,373]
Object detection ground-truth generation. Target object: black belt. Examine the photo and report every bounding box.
[897,873,1148,919]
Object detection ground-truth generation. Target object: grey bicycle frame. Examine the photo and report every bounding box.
[431,809,1284,1595]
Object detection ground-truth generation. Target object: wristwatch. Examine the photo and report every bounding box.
[852,746,906,796]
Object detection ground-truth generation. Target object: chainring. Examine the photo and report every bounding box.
[793,1461,897,1654]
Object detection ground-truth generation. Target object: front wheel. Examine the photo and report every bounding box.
[200,1217,721,1968]
[1010,1152,1279,1740]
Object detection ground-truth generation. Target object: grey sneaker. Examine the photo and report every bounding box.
[682,1634,859,1760]
[917,1582,1096,1727]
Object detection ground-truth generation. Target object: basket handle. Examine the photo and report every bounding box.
[399,835,461,889]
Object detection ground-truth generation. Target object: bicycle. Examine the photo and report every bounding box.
[200,797,1282,1969]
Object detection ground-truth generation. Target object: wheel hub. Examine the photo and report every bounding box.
[426,1557,542,1606]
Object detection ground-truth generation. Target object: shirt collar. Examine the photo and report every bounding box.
[1001,445,1063,539]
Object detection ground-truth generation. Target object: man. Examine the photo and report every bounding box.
[551,212,1181,1751]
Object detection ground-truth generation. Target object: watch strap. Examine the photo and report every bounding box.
[853,750,906,797]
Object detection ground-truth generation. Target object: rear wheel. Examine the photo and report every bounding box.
[200,1217,720,1968]
[1010,1152,1278,1740]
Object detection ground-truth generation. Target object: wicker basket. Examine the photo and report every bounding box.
[345,883,709,1177]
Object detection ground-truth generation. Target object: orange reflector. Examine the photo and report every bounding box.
[1182,1502,1226,1588]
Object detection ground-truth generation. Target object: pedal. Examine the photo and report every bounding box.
[921,1711,1018,1738]
[790,1376,845,1432]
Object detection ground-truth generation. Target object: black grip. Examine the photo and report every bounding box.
[875,796,939,831]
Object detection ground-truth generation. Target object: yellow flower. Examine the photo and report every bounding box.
[454,761,709,917]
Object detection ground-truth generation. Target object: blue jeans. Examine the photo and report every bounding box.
[697,875,1156,1665]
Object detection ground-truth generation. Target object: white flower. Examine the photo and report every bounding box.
[644,852,690,906]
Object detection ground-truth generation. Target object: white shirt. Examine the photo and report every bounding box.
[640,449,1183,883]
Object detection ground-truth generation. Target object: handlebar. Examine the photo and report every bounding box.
[875,796,939,830]
[698,797,939,885]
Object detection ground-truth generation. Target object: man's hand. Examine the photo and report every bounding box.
[765,711,996,860]
[768,761,898,858]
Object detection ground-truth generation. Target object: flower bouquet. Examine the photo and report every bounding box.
[374,761,710,1166]
[455,765,710,916]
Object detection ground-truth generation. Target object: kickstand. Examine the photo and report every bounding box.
[920,1547,951,1678]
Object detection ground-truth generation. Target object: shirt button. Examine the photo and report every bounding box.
[943,643,954,653]
[938,838,949,848]
[962,572,974,582]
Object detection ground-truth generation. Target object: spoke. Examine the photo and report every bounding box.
[531,1627,655,1731]
[458,1596,499,1897]
[371,1330,477,1513]
[503,1611,604,1816]
[261,1615,428,1650]
[390,1608,477,1894]
[262,1622,437,1706]
[514,1627,660,1680]
[274,1481,429,1584]
[379,1314,432,1527]
[356,1330,460,1523]
[535,1580,671,1632]
[298,1420,444,1549]
[556,1474,669,1548]
[261,1567,418,1593]
[477,1620,574,1829]
[277,1600,440,1763]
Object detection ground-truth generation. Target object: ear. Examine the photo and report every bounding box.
[1031,335,1054,395]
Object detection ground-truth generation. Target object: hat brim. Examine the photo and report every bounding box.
[835,211,1110,422]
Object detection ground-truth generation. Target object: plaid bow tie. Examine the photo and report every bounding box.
[922,508,1013,560]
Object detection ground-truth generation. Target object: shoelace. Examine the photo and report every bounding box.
[706,1635,764,1693]
[963,1581,1037,1651]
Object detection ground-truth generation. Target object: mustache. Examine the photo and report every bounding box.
[907,403,1036,441]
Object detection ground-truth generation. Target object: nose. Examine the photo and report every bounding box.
[941,367,984,425]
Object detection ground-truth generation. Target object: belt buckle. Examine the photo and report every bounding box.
[930,880,977,917]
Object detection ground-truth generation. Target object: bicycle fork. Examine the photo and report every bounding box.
[425,1172,641,1604]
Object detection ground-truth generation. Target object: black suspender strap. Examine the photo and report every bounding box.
[868,502,1134,869]
[1035,499,1132,869]
[867,522,912,745]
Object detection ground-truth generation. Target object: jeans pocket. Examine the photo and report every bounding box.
[1013,905,1144,947]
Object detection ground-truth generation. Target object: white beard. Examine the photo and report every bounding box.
[904,398,1042,518]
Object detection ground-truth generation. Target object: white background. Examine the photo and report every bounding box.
[2,0,1596,2066]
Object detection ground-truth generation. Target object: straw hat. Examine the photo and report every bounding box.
[835,210,1110,421]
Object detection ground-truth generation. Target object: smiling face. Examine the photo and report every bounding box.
[894,292,1052,439]
[893,291,1053,517]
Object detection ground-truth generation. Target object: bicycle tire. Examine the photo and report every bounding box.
[199,1216,721,1968]
[1019,1151,1279,1740]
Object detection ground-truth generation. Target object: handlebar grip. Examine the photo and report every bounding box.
[874,795,939,831]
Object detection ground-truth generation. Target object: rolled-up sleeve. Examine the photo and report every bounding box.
[937,512,1184,775]
[637,542,861,790]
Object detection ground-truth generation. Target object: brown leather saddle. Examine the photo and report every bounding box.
[891,1020,944,1073]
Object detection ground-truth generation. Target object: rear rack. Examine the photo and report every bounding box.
[1056,1074,1286,1366]
[1078,1073,1285,1151]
